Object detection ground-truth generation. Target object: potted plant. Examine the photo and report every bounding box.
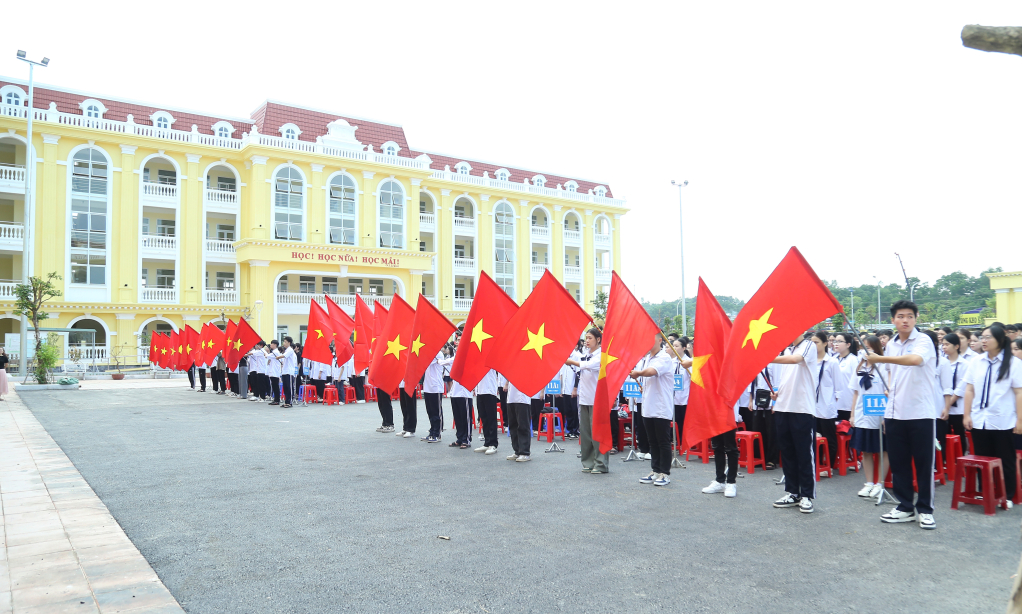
[109,342,126,380]
[33,332,61,384]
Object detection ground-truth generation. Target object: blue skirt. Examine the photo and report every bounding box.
[849,427,885,454]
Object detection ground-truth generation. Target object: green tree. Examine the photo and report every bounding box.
[591,290,609,324]
[13,272,63,366]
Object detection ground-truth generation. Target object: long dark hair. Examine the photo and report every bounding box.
[678,336,692,358]
[858,335,883,372]
[982,324,1013,382]
[922,330,940,368]
[586,327,603,344]
[836,332,859,356]
[943,332,961,356]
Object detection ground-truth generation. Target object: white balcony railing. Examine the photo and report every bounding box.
[140,287,178,303]
[0,281,17,298]
[595,268,612,284]
[453,258,475,273]
[419,213,435,231]
[530,225,550,240]
[0,164,26,188]
[563,230,582,244]
[141,234,177,251]
[453,216,475,234]
[531,263,549,278]
[453,298,473,311]
[595,233,611,247]
[205,238,236,256]
[564,265,582,281]
[425,296,438,307]
[204,187,238,207]
[204,289,238,304]
[428,168,626,207]
[0,223,25,245]
[65,345,108,362]
[142,181,179,200]
[276,293,395,311]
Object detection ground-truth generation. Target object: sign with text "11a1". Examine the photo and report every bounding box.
[622,381,642,398]
[862,394,887,416]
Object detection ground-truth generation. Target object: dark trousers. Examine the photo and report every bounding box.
[269,376,280,403]
[711,428,740,484]
[739,407,753,430]
[228,372,239,394]
[311,379,326,399]
[947,414,969,454]
[633,403,649,453]
[210,368,224,392]
[197,368,206,391]
[972,428,1017,500]
[452,397,473,444]
[530,398,544,433]
[401,389,419,434]
[674,405,687,448]
[499,388,508,412]
[837,410,851,422]
[352,376,365,401]
[477,394,499,448]
[558,395,579,435]
[507,402,532,457]
[886,418,935,515]
[377,388,394,427]
[423,392,443,438]
[816,417,838,467]
[752,409,779,465]
[776,412,817,500]
[249,373,260,399]
[187,365,195,388]
[643,416,674,475]
[610,409,621,449]
[281,374,294,405]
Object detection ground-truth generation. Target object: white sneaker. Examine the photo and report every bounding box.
[918,513,936,530]
[402,432,414,438]
[515,455,531,462]
[857,483,875,498]
[702,481,725,494]
[869,483,883,498]
[381,426,395,433]
[654,473,670,486]
[799,497,814,513]
[474,445,489,453]
[507,454,519,461]
[485,447,497,455]
[376,426,387,432]
[395,430,406,436]
[639,472,656,484]
[1008,501,1015,510]
[639,453,652,460]
[724,483,737,498]
[880,508,916,523]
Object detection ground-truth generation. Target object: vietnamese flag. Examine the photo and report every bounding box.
[368,302,390,370]
[204,322,226,365]
[353,295,374,374]
[449,271,518,390]
[222,320,237,369]
[148,331,158,364]
[166,330,179,370]
[159,332,174,369]
[593,272,661,454]
[403,295,457,396]
[367,295,414,396]
[325,295,356,366]
[485,270,592,396]
[226,318,261,370]
[682,278,741,451]
[153,333,167,367]
[717,247,843,406]
[198,323,211,364]
[183,325,201,367]
[303,300,336,365]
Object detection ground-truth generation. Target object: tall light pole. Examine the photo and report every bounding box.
[671,180,688,336]
[873,277,882,328]
[16,51,49,379]
[909,281,920,303]
[850,288,855,330]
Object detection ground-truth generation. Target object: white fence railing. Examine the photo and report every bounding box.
[141,234,177,250]
[531,264,549,277]
[204,187,238,206]
[564,265,582,281]
[563,230,582,243]
[453,258,475,273]
[142,181,178,200]
[0,223,25,242]
[140,287,178,303]
[276,293,395,310]
[428,168,625,207]
[419,213,435,229]
[0,164,26,184]
[530,225,550,240]
[0,281,17,298]
[595,269,611,284]
[204,289,238,304]
[205,239,235,255]
[453,298,473,312]
[595,233,611,247]
[453,216,476,234]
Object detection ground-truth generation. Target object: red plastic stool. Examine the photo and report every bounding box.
[344,386,356,404]
[735,431,764,474]
[835,433,859,476]
[951,455,1008,515]
[944,435,963,483]
[495,405,504,431]
[1015,450,1022,506]
[322,386,340,405]
[300,385,318,404]
[537,412,565,442]
[617,411,633,451]
[365,387,377,402]
[934,448,946,485]
[815,435,832,478]
[685,440,711,464]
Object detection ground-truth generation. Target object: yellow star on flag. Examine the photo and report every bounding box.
[208,340,216,349]
[689,354,712,388]
[742,308,778,350]
[521,323,554,359]
[470,319,492,352]
[186,344,192,354]
[411,335,425,356]
[598,337,619,380]
[384,334,407,359]
[233,338,243,351]
[314,329,324,339]
[160,348,167,355]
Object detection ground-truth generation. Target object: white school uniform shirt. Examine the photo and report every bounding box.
[576,349,601,406]
[281,346,297,376]
[882,329,936,420]
[833,353,858,414]
[774,340,819,415]
[531,386,545,400]
[267,349,282,378]
[476,370,498,397]
[497,373,508,390]
[673,358,690,405]
[450,380,472,398]
[814,354,840,419]
[344,356,355,379]
[940,356,968,416]
[639,349,675,420]
[848,369,883,430]
[932,355,948,419]
[423,352,455,394]
[964,353,1022,430]
[506,379,531,405]
[962,347,979,361]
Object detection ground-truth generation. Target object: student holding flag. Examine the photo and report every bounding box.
[566,328,605,473]
[770,333,820,513]
[630,336,678,486]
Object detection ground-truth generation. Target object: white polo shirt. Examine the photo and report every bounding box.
[640,349,676,420]
[576,349,601,406]
[940,356,968,416]
[450,380,472,398]
[965,353,1022,430]
[506,380,531,405]
[774,340,818,415]
[674,358,690,406]
[423,353,454,394]
[267,348,282,378]
[883,329,936,420]
[475,370,498,397]
[833,353,858,413]
[281,346,297,376]
[815,354,840,420]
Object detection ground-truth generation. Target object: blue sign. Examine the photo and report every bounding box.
[771,386,778,408]
[674,374,685,391]
[862,394,887,416]
[622,381,642,398]
[545,379,561,395]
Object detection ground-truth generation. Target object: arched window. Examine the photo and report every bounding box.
[70,148,109,285]
[495,169,510,182]
[280,123,301,140]
[274,167,304,241]
[157,117,168,129]
[86,105,101,118]
[565,181,578,193]
[217,126,230,138]
[378,180,404,249]
[151,112,175,130]
[5,91,20,106]
[211,121,235,139]
[563,213,580,231]
[381,141,400,156]
[594,186,607,198]
[494,202,515,298]
[455,162,471,175]
[532,175,546,188]
[328,174,357,245]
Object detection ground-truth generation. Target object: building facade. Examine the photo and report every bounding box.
[0,77,626,364]
[987,270,1022,325]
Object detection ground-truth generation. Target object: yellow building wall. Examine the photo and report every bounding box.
[988,271,1022,324]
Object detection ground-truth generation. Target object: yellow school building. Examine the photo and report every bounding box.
[0,77,626,366]
[986,270,1022,325]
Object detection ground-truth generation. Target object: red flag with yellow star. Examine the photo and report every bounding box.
[154,333,169,368]
[681,278,739,451]
[717,247,843,406]
[175,329,190,370]
[203,322,226,365]
[183,325,201,367]
[165,330,179,370]
[226,318,260,370]
[353,295,374,374]
[367,296,414,396]
[324,295,356,367]
[449,271,518,390]
[485,270,592,396]
[303,300,336,365]
[148,330,159,364]
[593,272,661,454]
[403,294,457,396]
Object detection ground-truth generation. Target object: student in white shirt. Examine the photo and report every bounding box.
[749,364,779,469]
[939,333,969,454]
[630,337,680,487]
[565,328,605,473]
[558,343,582,439]
[963,324,1022,503]
[770,334,820,513]
[266,341,282,405]
[246,342,264,402]
[832,333,859,422]
[278,337,297,407]
[422,348,455,443]
[964,329,983,359]
[473,370,500,454]
[449,374,474,449]
[671,338,691,453]
[865,301,937,529]
[505,379,533,462]
[811,332,841,469]
[847,335,888,499]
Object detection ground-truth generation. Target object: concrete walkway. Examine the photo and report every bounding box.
[0,391,183,614]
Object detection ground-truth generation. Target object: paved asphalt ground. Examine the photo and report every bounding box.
[20,387,1022,614]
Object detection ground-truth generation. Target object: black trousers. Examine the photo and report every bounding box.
[947,414,969,454]
[556,395,579,435]
[499,388,508,412]
[711,428,740,484]
[452,397,473,444]
[530,398,544,433]
[376,388,394,427]
[248,372,260,399]
[269,376,280,403]
[187,365,195,388]
[401,389,418,434]
[197,368,206,391]
[311,378,326,399]
[837,410,851,423]
[211,368,226,392]
[971,428,1017,500]
[423,391,442,438]
[351,376,365,401]
[739,407,754,430]
[886,418,935,515]
[477,393,499,448]
[227,372,239,394]
[674,405,687,448]
[816,417,838,467]
[752,409,779,465]
[633,403,649,453]
[776,412,817,500]
[281,374,294,405]
[610,408,621,449]
[643,416,674,475]
[507,402,532,457]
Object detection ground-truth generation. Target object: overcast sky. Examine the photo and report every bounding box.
[3,2,1020,303]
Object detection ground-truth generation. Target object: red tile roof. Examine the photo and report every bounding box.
[412,150,612,198]
[251,102,410,154]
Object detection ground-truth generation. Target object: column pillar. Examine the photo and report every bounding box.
[246,156,269,240]
[409,270,425,305]
[583,209,595,310]
[115,145,138,303]
[517,200,531,300]
[478,194,493,280]
[309,164,325,244]
[39,134,62,287]
[248,260,273,340]
[113,313,137,364]
[437,189,454,311]
[361,171,376,248]
[612,213,622,272]
[995,289,1011,324]
[180,154,202,304]
[552,205,564,280]
[406,178,422,254]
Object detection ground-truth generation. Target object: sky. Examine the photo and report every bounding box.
[3,1,1020,303]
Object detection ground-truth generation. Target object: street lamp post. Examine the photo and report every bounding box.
[850,288,855,330]
[873,277,882,329]
[909,281,920,303]
[15,51,49,379]
[671,180,688,336]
